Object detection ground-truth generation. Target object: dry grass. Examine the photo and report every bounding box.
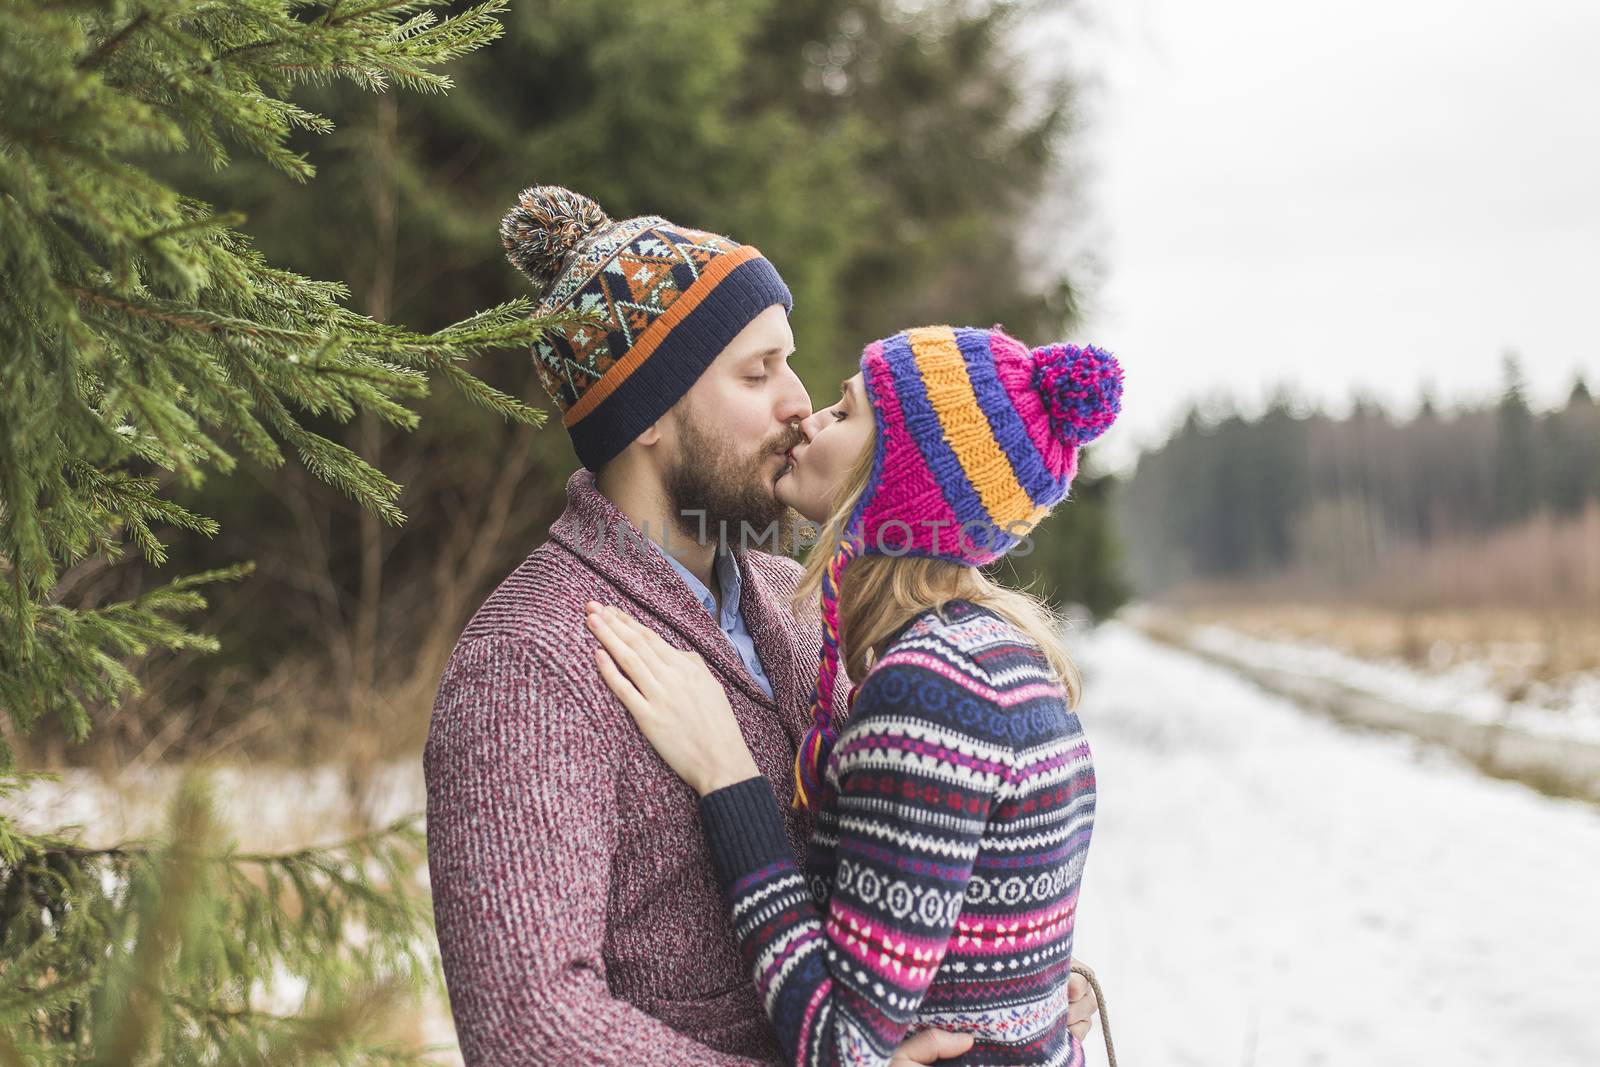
[1370,501,1600,609]
[1154,502,1600,695]
[1160,602,1600,694]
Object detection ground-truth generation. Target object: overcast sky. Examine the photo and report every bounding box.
[1031,0,1600,472]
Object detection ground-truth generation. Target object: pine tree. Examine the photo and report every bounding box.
[1493,352,1537,523]
[1416,383,1439,421]
[1,775,441,1065]
[1117,359,1600,596]
[1567,374,1592,408]
[998,469,1130,620]
[1551,371,1600,513]
[1,1,550,1060]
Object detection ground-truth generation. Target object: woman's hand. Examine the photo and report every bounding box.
[1066,962,1099,1041]
[585,602,761,796]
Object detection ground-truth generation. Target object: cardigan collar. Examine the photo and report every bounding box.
[548,469,809,729]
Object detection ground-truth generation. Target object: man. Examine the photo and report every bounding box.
[424,186,1098,1065]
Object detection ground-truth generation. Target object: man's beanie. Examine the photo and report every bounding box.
[793,324,1125,810]
[500,185,793,471]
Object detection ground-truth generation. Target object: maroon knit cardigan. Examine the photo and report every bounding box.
[424,470,841,1065]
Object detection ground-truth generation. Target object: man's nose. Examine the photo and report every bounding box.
[776,368,813,440]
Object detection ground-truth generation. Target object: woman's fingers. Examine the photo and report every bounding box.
[593,647,650,723]
[586,609,660,695]
[604,606,684,671]
[887,1028,974,1065]
[590,603,686,682]
[1065,966,1097,1026]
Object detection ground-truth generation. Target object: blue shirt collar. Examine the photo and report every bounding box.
[653,542,743,627]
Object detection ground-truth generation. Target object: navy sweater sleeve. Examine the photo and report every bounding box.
[699,657,1013,1067]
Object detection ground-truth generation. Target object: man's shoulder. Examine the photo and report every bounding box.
[425,546,620,767]
[427,542,613,714]
[456,537,608,647]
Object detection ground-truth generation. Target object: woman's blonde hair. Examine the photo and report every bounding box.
[792,435,1082,708]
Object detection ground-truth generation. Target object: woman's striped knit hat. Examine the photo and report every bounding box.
[500,186,792,471]
[794,324,1124,810]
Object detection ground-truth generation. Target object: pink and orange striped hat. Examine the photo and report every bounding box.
[794,324,1124,809]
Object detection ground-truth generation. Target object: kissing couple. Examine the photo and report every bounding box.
[424,185,1123,1066]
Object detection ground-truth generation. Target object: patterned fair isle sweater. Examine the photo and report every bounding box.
[700,599,1096,1067]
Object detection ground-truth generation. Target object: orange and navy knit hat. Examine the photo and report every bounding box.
[793,324,1124,810]
[500,186,793,470]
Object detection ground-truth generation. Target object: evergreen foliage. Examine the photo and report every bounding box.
[995,470,1130,620]
[1,775,438,1065]
[1,1,546,1059]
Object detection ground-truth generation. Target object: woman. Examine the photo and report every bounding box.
[585,324,1122,1066]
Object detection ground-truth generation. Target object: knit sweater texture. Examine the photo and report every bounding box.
[423,469,845,1065]
[699,600,1096,1067]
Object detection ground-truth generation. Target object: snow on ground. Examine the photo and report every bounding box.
[9,760,424,849]
[12,623,1600,1066]
[1182,621,1600,746]
[1067,621,1600,1067]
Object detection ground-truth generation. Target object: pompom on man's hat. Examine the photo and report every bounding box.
[500,185,792,471]
[793,325,1125,810]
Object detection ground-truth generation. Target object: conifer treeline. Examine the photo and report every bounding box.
[1118,359,1600,597]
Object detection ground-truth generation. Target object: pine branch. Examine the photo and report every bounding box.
[76,10,153,72]
[1,776,439,1063]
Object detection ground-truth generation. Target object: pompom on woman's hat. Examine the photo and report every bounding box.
[499,185,792,471]
[794,324,1124,810]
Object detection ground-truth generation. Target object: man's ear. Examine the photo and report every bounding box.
[637,398,688,450]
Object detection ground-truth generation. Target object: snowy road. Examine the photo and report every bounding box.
[1068,622,1600,1067]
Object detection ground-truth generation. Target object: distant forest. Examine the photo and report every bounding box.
[1117,359,1600,606]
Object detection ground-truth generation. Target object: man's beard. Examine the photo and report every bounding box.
[663,411,805,554]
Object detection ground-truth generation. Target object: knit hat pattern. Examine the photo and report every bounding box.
[792,324,1124,810]
[500,185,793,471]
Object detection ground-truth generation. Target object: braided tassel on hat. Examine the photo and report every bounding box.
[792,535,863,812]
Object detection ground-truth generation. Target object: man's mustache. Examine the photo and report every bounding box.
[766,425,806,456]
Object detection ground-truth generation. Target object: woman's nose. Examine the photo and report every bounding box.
[798,409,827,443]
